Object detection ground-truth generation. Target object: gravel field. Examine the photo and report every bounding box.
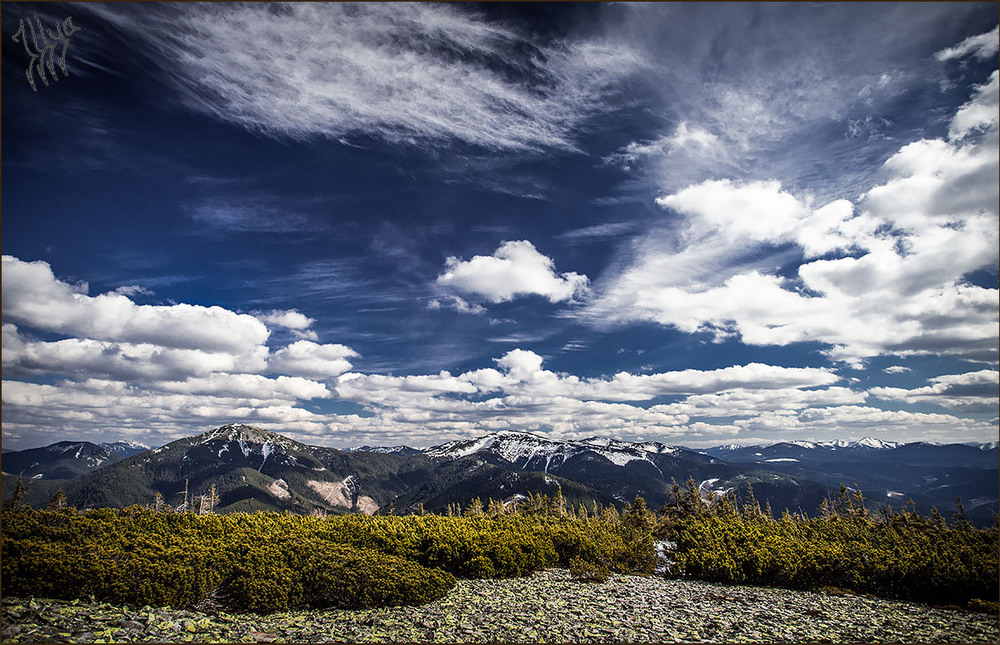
[3,569,997,643]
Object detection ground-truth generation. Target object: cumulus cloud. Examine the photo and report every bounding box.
[83,3,642,152]
[3,328,993,447]
[2,256,269,354]
[1,256,359,448]
[656,179,809,244]
[2,324,267,382]
[870,370,1000,412]
[949,70,999,141]
[934,26,1000,62]
[268,340,358,380]
[583,68,1000,366]
[0,379,333,448]
[436,241,590,307]
[255,309,319,340]
[325,349,991,446]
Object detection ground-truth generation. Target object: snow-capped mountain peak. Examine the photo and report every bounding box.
[345,444,420,455]
[423,431,683,471]
[197,424,303,451]
[852,437,900,450]
[100,440,151,457]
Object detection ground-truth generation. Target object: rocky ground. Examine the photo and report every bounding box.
[3,569,997,643]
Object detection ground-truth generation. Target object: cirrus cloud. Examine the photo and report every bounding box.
[82,3,643,153]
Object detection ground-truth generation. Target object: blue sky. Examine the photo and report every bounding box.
[2,3,998,451]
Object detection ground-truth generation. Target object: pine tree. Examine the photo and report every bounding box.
[952,497,972,530]
[47,488,67,510]
[5,478,29,511]
[851,487,867,517]
[742,484,761,519]
[624,496,653,531]
[551,487,566,517]
[684,478,703,517]
[465,497,484,517]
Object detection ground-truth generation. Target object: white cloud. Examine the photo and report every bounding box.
[583,70,1000,365]
[557,221,638,241]
[3,334,994,448]
[427,295,486,315]
[323,349,993,446]
[949,70,999,141]
[436,240,590,306]
[156,373,331,401]
[934,26,1000,62]
[268,340,358,380]
[883,366,912,374]
[604,122,728,171]
[870,370,1000,412]
[2,324,267,382]
[494,348,546,382]
[0,257,361,448]
[255,309,319,340]
[113,285,153,297]
[0,378,333,448]
[2,256,269,354]
[656,179,809,244]
[86,3,642,152]
[255,309,315,330]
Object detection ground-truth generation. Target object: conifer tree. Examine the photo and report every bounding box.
[551,487,565,517]
[465,497,484,517]
[742,484,761,519]
[5,478,29,511]
[47,488,67,510]
[624,496,653,531]
[952,497,972,530]
[684,478,703,517]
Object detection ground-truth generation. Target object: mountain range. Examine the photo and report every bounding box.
[2,424,997,525]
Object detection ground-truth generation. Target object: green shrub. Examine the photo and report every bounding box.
[1,504,656,613]
[967,598,999,614]
[662,492,999,607]
[298,545,455,609]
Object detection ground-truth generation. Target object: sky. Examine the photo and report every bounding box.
[2,3,998,451]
